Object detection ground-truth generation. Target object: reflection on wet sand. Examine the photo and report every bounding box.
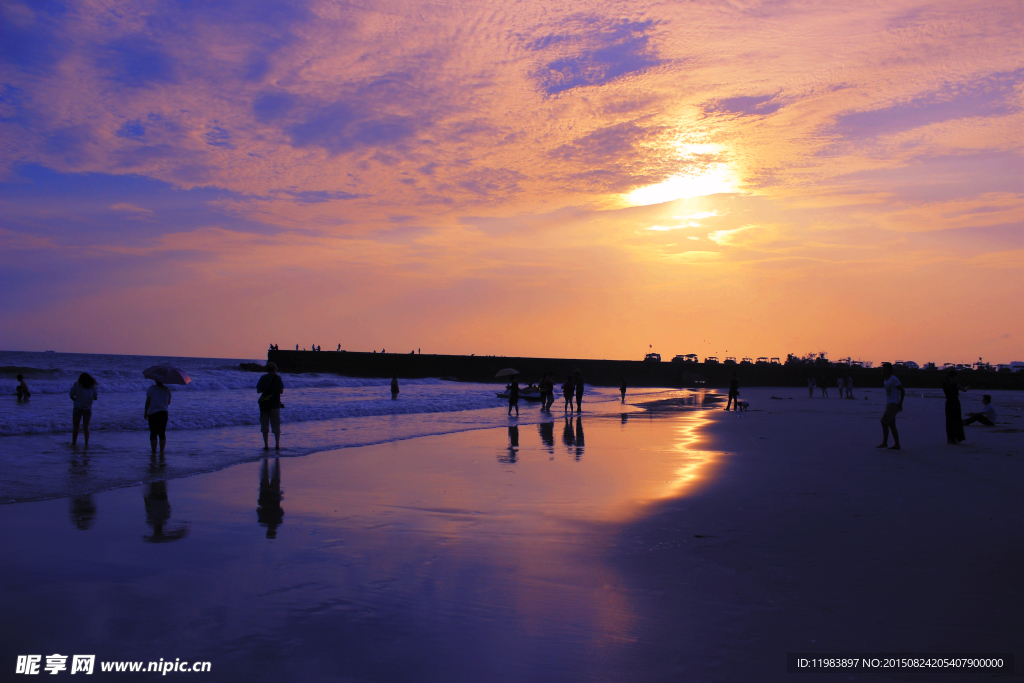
[498,425,519,464]
[257,457,285,539]
[538,421,554,451]
[69,495,96,530]
[143,481,189,543]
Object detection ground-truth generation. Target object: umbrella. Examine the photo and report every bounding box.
[142,364,191,385]
[495,368,520,378]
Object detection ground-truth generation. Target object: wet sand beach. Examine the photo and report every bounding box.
[1,388,1022,681]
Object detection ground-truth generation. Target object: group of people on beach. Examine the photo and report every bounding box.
[873,363,997,450]
[806,375,856,398]
[503,372,589,416]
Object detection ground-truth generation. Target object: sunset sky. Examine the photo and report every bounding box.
[2,0,1022,364]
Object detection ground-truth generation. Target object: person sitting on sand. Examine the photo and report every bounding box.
[257,362,284,450]
[876,363,905,450]
[69,372,98,448]
[15,374,30,401]
[963,395,996,426]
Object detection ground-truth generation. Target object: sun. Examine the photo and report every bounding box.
[625,164,739,206]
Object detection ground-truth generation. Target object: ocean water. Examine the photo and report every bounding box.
[0,350,701,504]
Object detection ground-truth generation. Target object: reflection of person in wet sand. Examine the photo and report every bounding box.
[257,458,284,539]
[538,421,554,450]
[562,416,575,448]
[69,494,97,531]
[574,416,585,460]
[143,481,189,543]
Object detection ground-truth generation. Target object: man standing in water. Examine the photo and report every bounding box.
[257,362,284,451]
[575,373,584,412]
[876,362,905,450]
[391,374,400,400]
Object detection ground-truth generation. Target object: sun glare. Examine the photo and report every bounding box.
[625,164,739,206]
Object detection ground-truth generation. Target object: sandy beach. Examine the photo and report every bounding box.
[1,387,1021,681]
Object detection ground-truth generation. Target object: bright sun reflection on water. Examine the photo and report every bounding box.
[625,164,738,206]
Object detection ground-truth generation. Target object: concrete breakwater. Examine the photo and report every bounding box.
[262,350,1024,390]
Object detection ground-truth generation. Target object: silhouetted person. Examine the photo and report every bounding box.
[295,344,299,351]
[538,421,554,450]
[963,395,996,426]
[725,373,739,410]
[143,481,188,542]
[69,494,97,531]
[144,379,172,455]
[574,416,585,460]
[257,457,284,539]
[391,374,400,400]
[807,376,815,398]
[876,363,904,450]
[845,375,854,399]
[15,374,30,401]
[257,362,284,450]
[574,373,584,412]
[942,370,968,444]
[69,372,98,447]
[820,375,829,398]
[337,344,341,351]
[620,377,627,403]
[508,378,519,416]
[563,375,574,411]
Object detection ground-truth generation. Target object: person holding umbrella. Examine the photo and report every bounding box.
[142,364,190,455]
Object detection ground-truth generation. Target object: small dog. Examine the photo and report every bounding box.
[737,400,749,412]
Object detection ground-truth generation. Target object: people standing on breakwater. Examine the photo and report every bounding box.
[807,376,815,398]
[876,363,904,450]
[563,375,574,412]
[70,373,98,448]
[620,377,627,403]
[337,344,341,351]
[257,362,284,451]
[295,344,299,351]
[963,395,996,426]
[575,372,584,412]
[726,373,740,411]
[508,377,519,417]
[144,380,172,455]
[391,375,400,400]
[16,374,30,401]
[942,370,968,444]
